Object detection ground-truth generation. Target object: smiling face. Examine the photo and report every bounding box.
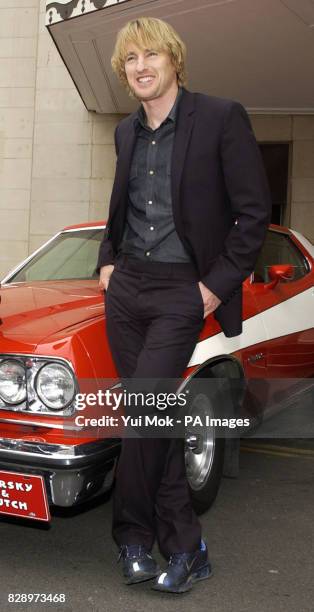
[124,43,178,102]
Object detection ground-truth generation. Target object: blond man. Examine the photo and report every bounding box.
[97,17,271,593]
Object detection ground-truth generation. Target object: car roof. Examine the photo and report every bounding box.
[62,220,106,230]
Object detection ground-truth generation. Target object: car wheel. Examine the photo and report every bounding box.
[185,387,225,515]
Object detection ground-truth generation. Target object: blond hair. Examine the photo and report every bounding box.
[111,17,187,95]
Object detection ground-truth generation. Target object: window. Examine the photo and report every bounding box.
[253,230,309,283]
[8,229,104,282]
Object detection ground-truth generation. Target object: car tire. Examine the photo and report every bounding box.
[184,383,225,515]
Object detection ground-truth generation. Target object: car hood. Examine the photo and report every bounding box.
[0,280,105,348]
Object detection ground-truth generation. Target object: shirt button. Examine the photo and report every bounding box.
[152,140,156,145]
[150,226,154,231]
[148,200,153,205]
[146,251,151,257]
[149,170,154,175]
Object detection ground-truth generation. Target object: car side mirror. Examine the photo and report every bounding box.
[265,264,294,289]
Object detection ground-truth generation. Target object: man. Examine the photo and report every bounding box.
[97,17,271,593]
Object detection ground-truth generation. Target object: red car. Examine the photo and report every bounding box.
[0,222,313,522]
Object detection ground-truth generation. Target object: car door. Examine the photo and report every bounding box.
[243,227,314,433]
[249,228,314,381]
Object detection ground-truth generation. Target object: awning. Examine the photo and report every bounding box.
[45,0,314,114]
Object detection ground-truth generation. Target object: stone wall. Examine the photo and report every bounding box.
[0,0,39,277]
[0,0,120,278]
[29,0,119,254]
[291,118,314,239]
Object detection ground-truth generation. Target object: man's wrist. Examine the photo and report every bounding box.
[200,277,226,305]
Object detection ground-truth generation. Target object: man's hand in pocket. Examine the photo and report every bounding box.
[198,281,221,318]
[99,265,114,290]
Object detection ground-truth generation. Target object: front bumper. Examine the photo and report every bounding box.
[0,438,120,508]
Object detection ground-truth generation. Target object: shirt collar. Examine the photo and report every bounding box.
[136,86,183,130]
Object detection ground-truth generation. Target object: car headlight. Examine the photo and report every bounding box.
[35,363,75,410]
[0,359,26,404]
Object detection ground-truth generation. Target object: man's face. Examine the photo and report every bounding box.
[124,42,178,101]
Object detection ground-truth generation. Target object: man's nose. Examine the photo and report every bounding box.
[136,56,146,71]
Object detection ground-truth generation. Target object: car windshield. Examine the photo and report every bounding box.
[7,228,104,282]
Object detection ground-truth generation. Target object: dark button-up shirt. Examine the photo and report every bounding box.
[118,87,192,262]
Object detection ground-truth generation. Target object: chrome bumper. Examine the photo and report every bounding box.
[0,438,120,508]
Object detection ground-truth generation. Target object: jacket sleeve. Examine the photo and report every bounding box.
[95,125,120,273]
[201,101,272,304]
[96,225,115,273]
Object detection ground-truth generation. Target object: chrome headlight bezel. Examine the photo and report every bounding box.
[0,359,27,405]
[35,362,76,410]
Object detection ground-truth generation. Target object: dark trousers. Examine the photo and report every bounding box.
[105,254,205,558]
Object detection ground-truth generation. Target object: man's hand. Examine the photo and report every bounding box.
[198,281,222,318]
[99,264,114,291]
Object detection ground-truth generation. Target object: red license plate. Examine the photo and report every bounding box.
[0,470,50,522]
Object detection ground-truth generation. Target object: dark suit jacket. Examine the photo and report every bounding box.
[97,87,272,337]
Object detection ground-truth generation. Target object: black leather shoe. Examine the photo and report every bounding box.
[117,544,160,585]
[151,540,212,593]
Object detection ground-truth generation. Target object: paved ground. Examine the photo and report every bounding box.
[1,436,314,612]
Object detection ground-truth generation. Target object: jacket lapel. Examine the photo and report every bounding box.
[171,89,196,240]
[109,116,138,224]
